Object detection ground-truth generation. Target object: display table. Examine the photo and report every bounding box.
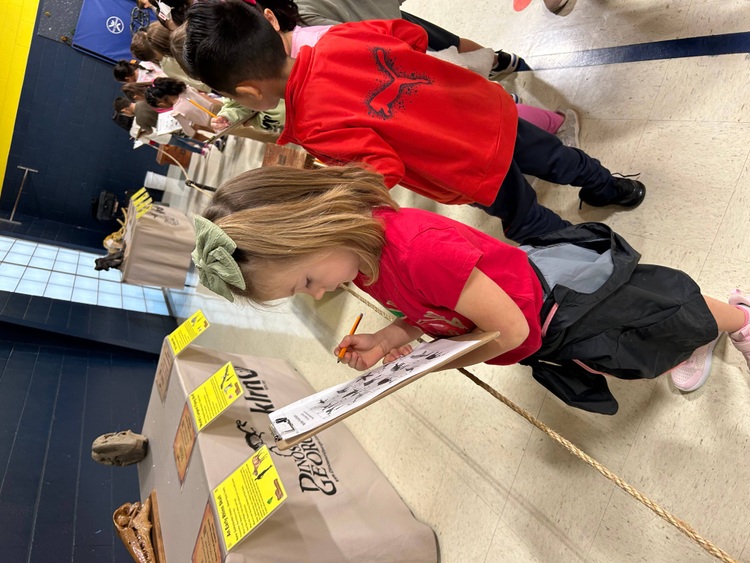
[138,344,438,562]
[120,202,195,288]
[261,143,315,168]
[156,144,192,168]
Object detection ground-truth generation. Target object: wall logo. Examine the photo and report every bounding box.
[106,16,124,34]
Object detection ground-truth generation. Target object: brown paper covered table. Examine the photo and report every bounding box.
[137,343,438,562]
[120,202,195,288]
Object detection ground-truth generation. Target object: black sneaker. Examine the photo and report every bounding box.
[610,177,646,208]
[488,50,519,81]
[580,177,646,209]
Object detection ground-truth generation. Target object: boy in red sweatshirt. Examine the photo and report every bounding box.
[184,0,645,243]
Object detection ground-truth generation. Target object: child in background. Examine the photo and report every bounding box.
[144,22,213,92]
[168,23,273,136]
[121,82,152,104]
[184,0,644,243]
[113,59,166,83]
[191,166,750,413]
[145,77,222,140]
[129,30,158,64]
[113,97,207,154]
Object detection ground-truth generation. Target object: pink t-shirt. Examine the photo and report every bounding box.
[171,89,216,136]
[354,207,544,366]
[136,61,166,82]
[291,25,332,57]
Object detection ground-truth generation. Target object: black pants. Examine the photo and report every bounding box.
[476,118,619,243]
[400,11,460,51]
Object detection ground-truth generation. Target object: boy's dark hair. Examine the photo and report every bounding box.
[112,112,134,131]
[113,60,140,82]
[113,96,132,113]
[184,0,287,94]
[145,77,187,107]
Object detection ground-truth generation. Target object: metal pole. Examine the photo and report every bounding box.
[0,165,38,226]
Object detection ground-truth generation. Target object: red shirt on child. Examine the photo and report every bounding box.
[278,19,518,207]
[354,208,544,365]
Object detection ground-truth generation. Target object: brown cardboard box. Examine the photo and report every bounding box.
[261,143,315,169]
[156,144,192,169]
[138,343,438,562]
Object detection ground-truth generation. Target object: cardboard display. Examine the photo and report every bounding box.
[138,345,438,562]
[121,202,195,288]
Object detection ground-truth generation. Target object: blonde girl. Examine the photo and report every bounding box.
[193,166,750,414]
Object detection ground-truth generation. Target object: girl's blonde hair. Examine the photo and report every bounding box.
[169,24,193,77]
[146,21,172,57]
[202,165,399,303]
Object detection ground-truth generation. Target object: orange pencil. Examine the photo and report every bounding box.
[337,313,363,363]
[187,98,218,119]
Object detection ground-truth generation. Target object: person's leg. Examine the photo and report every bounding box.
[168,135,204,154]
[400,11,460,51]
[458,38,484,53]
[516,104,564,134]
[400,11,519,78]
[705,295,747,332]
[474,159,571,243]
[184,137,207,150]
[513,118,645,208]
[671,294,748,391]
[727,290,750,369]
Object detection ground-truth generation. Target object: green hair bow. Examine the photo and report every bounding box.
[191,216,246,302]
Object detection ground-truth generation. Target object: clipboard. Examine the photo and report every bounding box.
[268,331,499,450]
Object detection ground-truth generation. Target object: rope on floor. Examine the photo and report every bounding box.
[340,284,737,563]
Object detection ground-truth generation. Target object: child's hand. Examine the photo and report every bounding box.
[334,334,388,371]
[383,344,413,364]
[211,116,231,131]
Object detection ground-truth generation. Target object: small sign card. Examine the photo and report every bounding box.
[188,362,243,431]
[211,445,287,552]
[168,309,210,356]
[191,503,223,563]
[173,403,197,484]
[155,338,175,403]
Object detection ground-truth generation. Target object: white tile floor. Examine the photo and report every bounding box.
[0,236,170,315]
[162,2,750,561]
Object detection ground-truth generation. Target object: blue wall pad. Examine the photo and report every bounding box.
[526,32,750,70]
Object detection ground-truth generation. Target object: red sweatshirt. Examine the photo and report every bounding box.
[277,19,518,206]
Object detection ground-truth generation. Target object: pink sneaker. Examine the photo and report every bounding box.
[728,289,750,370]
[670,336,720,392]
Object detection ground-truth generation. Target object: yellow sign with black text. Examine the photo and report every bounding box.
[212,446,287,552]
[168,310,210,356]
[188,362,242,431]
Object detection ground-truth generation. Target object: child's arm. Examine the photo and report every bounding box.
[334,318,423,371]
[439,268,530,370]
